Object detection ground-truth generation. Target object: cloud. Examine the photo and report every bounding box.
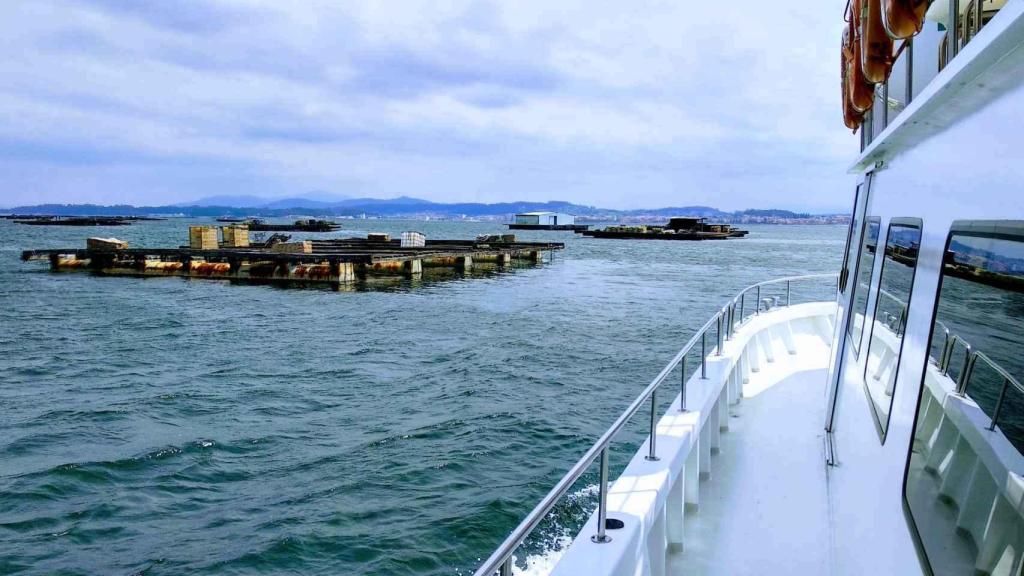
[0,0,856,211]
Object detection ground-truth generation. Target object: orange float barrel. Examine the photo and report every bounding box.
[882,0,931,39]
[842,30,865,131]
[848,0,876,113]
[861,0,895,83]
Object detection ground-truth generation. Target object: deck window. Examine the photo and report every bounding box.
[904,221,1024,575]
[849,217,882,355]
[864,218,922,441]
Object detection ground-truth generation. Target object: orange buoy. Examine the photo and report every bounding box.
[861,0,895,83]
[882,0,931,39]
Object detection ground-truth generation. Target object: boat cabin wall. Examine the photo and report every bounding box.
[829,69,1024,574]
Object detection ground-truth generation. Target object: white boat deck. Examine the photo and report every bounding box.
[546,302,839,576]
[667,364,832,575]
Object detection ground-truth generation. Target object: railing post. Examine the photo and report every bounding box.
[701,332,707,379]
[988,377,1011,431]
[499,557,513,576]
[938,328,951,370]
[739,294,745,323]
[591,448,611,543]
[680,356,688,412]
[646,391,660,461]
[906,38,914,106]
[787,280,792,307]
[755,285,761,315]
[716,314,724,355]
[957,347,975,396]
[949,0,959,59]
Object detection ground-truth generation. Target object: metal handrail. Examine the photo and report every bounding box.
[876,287,909,336]
[935,320,974,386]
[474,273,838,576]
[934,329,1024,434]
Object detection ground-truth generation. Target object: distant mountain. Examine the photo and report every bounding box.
[2,198,849,224]
[178,195,270,208]
[260,197,343,209]
[184,191,352,209]
[736,209,812,219]
[619,205,729,218]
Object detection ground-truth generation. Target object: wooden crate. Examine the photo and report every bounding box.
[189,226,219,250]
[221,225,250,248]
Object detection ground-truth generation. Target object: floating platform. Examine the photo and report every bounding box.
[11,216,133,226]
[506,223,590,231]
[580,218,748,241]
[246,219,341,232]
[20,237,564,289]
[580,229,737,240]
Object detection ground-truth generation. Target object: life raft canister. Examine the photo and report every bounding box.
[882,0,932,39]
[842,29,865,131]
[849,0,876,112]
[861,0,895,83]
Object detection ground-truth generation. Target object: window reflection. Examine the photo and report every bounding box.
[849,217,881,354]
[839,185,863,296]
[864,218,922,440]
[905,221,1024,576]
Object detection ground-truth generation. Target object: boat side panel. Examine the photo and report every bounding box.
[830,69,1024,575]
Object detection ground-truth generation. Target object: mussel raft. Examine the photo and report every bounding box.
[580,217,748,240]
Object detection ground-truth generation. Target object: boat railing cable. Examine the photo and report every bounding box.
[473,272,839,576]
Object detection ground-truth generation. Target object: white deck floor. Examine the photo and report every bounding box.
[667,358,833,574]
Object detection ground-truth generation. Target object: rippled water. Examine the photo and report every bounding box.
[0,219,844,575]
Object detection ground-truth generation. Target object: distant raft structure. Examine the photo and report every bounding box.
[507,211,590,232]
[243,218,342,232]
[20,228,564,290]
[5,215,163,226]
[580,217,749,241]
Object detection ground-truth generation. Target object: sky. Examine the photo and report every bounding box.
[1,1,856,212]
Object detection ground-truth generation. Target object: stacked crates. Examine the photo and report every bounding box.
[221,225,250,248]
[189,226,219,250]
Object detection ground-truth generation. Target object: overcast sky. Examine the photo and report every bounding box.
[1,1,855,211]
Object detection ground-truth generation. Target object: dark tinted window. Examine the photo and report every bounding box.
[849,217,881,354]
[864,218,922,440]
[905,221,1024,575]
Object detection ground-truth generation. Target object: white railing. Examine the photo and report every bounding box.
[474,273,838,576]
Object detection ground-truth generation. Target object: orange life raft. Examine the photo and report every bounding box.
[842,30,865,131]
[847,0,876,113]
[861,0,895,83]
[882,0,932,39]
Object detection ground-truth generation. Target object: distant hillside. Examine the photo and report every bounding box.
[3,199,849,224]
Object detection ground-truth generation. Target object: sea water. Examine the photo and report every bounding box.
[0,219,844,575]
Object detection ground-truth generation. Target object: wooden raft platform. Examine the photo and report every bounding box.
[20,238,564,287]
